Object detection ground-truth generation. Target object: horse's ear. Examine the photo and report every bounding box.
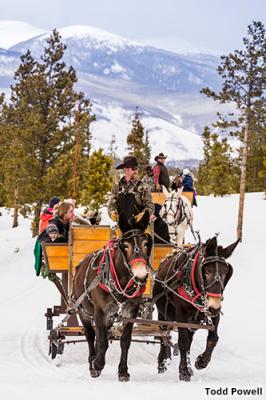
[118,212,131,233]
[204,236,217,256]
[162,185,170,198]
[136,210,150,232]
[173,187,183,197]
[218,239,240,259]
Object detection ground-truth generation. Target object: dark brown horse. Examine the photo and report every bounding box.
[72,211,152,381]
[153,236,239,381]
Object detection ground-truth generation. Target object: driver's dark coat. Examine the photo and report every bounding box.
[108,177,154,220]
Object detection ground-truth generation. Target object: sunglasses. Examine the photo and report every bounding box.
[131,167,138,171]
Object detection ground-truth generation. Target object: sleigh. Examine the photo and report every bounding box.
[151,191,194,205]
[42,224,213,359]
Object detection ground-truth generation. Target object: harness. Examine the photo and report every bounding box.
[155,244,232,315]
[96,229,152,299]
[160,194,191,241]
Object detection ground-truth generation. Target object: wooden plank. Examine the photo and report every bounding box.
[182,191,194,204]
[154,245,173,258]
[122,317,215,331]
[73,240,107,254]
[42,243,69,272]
[143,277,152,297]
[45,245,69,257]
[72,226,111,241]
[46,257,68,272]
[151,192,166,205]
[73,254,90,267]
[154,245,173,269]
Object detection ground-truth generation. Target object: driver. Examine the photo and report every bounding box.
[107,156,154,222]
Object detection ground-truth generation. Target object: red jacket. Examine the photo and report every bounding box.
[39,208,53,233]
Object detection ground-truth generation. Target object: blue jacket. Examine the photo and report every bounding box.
[182,175,194,192]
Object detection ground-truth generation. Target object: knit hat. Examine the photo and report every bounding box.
[48,196,60,209]
[182,168,190,176]
[46,224,59,234]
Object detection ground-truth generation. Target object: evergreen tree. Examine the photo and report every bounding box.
[0,94,6,206]
[197,127,212,195]
[197,127,239,196]
[201,21,266,240]
[127,108,147,174]
[80,149,113,211]
[108,133,119,184]
[1,30,95,234]
[144,130,151,165]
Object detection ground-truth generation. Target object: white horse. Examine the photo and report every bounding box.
[159,186,193,247]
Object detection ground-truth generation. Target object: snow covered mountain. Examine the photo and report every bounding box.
[0,21,45,49]
[0,22,226,162]
[10,25,220,93]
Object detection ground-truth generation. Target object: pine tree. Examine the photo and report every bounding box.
[108,134,119,184]
[201,21,266,240]
[80,149,113,211]
[127,108,147,174]
[1,30,95,234]
[0,94,6,206]
[197,127,238,196]
[144,130,151,165]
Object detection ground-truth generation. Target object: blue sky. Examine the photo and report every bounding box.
[0,0,265,53]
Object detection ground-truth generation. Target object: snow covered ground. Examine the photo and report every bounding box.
[0,193,265,399]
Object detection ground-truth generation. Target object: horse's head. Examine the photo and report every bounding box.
[118,210,153,282]
[159,187,181,224]
[200,237,239,316]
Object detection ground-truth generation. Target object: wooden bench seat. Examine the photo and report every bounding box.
[42,226,174,297]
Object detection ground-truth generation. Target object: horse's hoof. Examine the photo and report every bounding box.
[195,355,208,370]
[118,373,130,382]
[173,343,179,356]
[158,362,167,374]
[90,369,101,378]
[179,372,191,382]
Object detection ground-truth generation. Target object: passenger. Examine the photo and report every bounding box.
[108,156,154,222]
[86,209,101,225]
[153,153,170,191]
[42,224,66,243]
[39,196,60,233]
[171,173,183,192]
[48,201,74,241]
[182,168,198,207]
[75,209,101,225]
[153,203,170,244]
[142,166,155,192]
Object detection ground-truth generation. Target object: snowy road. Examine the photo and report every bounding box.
[0,193,266,400]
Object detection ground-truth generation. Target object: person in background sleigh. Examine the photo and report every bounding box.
[153,153,170,191]
[39,196,60,233]
[182,168,198,207]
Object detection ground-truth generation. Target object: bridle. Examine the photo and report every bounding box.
[117,229,152,276]
[96,229,152,299]
[154,245,233,317]
[197,255,232,297]
[160,194,189,240]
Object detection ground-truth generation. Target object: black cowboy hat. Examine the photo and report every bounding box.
[154,152,167,162]
[115,156,138,170]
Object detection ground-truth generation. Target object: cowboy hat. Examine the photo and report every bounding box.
[154,152,167,162]
[115,156,138,170]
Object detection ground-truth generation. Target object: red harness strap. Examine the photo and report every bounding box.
[177,250,205,312]
[97,241,146,298]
